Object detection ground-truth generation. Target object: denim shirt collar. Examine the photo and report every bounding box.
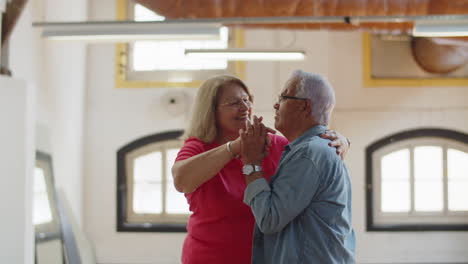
[284,125,327,152]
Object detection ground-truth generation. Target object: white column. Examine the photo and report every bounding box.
[44,0,88,226]
[0,76,35,264]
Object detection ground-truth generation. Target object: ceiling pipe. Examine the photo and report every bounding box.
[33,15,468,37]
[34,15,448,26]
[33,15,468,30]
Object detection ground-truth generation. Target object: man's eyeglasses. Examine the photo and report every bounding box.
[219,97,252,109]
[277,95,308,104]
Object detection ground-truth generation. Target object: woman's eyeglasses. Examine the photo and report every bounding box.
[277,95,308,103]
[219,97,252,109]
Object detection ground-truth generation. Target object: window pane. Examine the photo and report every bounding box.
[448,148,468,211]
[34,194,53,225]
[132,28,228,71]
[134,4,165,22]
[165,148,190,214]
[381,149,410,180]
[448,181,468,211]
[414,146,443,180]
[134,152,162,182]
[414,146,443,212]
[166,183,190,214]
[34,167,47,192]
[133,183,162,214]
[448,149,468,180]
[381,181,410,212]
[381,149,410,212]
[165,148,179,180]
[414,181,443,211]
[33,167,52,225]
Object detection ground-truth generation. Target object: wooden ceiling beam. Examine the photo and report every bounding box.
[1,0,28,47]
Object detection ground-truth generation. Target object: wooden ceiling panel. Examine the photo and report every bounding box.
[134,0,468,18]
[428,0,468,14]
[133,0,467,33]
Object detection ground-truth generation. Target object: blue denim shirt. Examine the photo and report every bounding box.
[244,125,355,264]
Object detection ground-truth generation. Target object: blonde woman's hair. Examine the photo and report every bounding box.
[184,75,252,143]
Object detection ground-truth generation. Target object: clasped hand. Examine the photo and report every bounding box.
[239,115,270,165]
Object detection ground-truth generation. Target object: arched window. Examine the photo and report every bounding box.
[117,130,189,232]
[366,128,468,231]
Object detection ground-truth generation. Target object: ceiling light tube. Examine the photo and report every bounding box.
[34,21,222,42]
[413,20,468,37]
[185,49,305,61]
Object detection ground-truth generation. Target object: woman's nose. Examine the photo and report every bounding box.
[273,103,279,110]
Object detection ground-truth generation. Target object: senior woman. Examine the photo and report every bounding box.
[172,75,350,264]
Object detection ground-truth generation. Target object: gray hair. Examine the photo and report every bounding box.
[287,70,335,125]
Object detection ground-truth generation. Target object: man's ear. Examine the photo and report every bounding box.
[302,100,312,115]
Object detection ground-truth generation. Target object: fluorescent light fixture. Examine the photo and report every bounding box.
[413,19,468,37]
[33,21,222,42]
[185,49,305,61]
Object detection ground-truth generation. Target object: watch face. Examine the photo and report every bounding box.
[242,164,254,175]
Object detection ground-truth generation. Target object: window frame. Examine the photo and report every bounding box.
[366,128,468,231]
[35,151,62,242]
[117,130,187,232]
[115,0,245,88]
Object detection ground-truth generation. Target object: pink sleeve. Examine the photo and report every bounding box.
[175,137,206,162]
[270,134,289,150]
[174,137,208,203]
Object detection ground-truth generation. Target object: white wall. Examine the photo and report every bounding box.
[42,0,88,226]
[84,1,193,263]
[0,76,35,264]
[5,2,43,263]
[9,0,88,225]
[8,0,52,156]
[8,1,89,260]
[85,45,193,264]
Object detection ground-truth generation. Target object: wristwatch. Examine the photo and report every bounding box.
[242,164,262,176]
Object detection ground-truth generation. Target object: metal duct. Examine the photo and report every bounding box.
[411,37,468,74]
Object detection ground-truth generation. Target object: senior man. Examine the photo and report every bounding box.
[240,70,355,264]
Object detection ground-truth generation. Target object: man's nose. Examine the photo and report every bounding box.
[273,103,279,110]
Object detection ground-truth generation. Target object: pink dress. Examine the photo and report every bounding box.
[175,134,289,264]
